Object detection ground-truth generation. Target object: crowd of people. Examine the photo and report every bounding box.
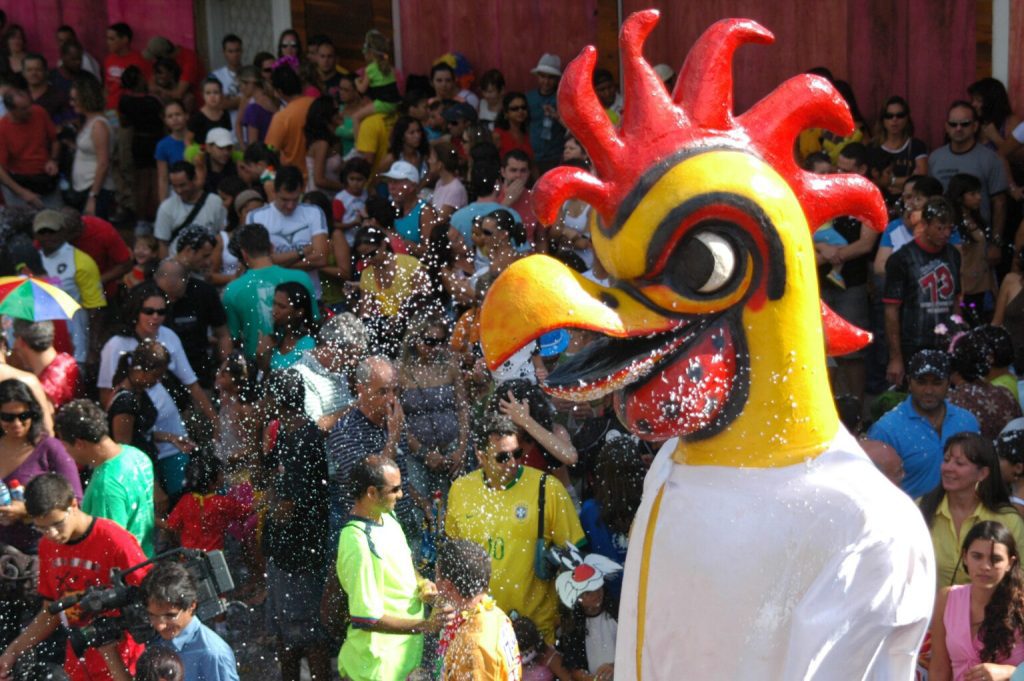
[1,11,1024,681]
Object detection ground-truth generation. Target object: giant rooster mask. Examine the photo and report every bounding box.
[480,11,934,680]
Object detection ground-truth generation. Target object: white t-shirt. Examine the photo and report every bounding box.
[245,203,328,295]
[332,189,367,246]
[97,326,198,389]
[154,192,227,254]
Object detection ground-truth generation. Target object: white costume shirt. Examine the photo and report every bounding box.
[615,428,934,680]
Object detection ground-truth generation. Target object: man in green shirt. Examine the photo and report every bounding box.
[54,399,156,556]
[336,455,449,681]
[222,222,318,360]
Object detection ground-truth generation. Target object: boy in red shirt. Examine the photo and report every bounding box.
[0,473,150,681]
[162,452,251,552]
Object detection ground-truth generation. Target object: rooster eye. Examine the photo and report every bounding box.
[667,229,739,295]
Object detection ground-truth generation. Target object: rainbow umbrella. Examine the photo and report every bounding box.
[0,276,81,321]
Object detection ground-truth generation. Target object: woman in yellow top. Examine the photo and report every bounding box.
[920,431,1024,587]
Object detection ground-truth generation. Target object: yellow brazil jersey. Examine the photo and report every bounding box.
[441,596,522,681]
[446,466,584,643]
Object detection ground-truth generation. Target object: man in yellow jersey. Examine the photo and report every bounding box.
[446,415,584,642]
[436,539,521,680]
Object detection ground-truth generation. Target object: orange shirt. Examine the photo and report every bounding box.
[265,96,314,179]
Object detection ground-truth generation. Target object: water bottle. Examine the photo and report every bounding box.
[9,480,24,502]
[0,481,10,507]
[541,114,553,141]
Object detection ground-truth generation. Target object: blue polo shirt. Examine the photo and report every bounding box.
[867,397,980,499]
[151,616,239,681]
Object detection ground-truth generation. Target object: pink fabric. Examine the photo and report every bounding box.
[1012,4,1024,121]
[620,0,974,151]
[0,0,195,73]
[398,1,599,94]
[943,584,1024,681]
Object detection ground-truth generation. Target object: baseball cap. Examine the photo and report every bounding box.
[442,102,477,124]
[538,329,570,357]
[143,36,174,61]
[907,350,950,380]
[379,160,419,184]
[205,128,237,148]
[531,53,562,77]
[32,209,64,234]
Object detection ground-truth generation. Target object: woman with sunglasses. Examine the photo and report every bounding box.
[492,92,533,162]
[399,312,470,499]
[0,378,81,553]
[97,282,217,427]
[276,30,302,61]
[874,95,928,201]
[929,520,1024,681]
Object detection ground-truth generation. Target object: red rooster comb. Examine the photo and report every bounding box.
[533,11,887,237]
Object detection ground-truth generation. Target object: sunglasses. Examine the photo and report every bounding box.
[420,336,446,347]
[281,42,298,48]
[261,68,273,74]
[882,111,907,120]
[0,411,32,423]
[947,119,974,128]
[494,448,523,464]
[447,120,462,127]
[140,307,167,316]
[507,105,527,112]
[35,228,58,235]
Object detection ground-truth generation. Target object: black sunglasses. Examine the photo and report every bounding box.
[0,411,32,423]
[420,336,446,347]
[494,448,523,464]
[947,119,974,128]
[507,105,527,112]
[140,306,167,316]
[882,111,907,119]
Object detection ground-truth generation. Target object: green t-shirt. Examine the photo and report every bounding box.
[991,373,1020,402]
[221,265,318,360]
[337,512,424,681]
[81,444,156,556]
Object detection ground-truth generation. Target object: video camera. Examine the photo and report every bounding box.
[48,548,234,657]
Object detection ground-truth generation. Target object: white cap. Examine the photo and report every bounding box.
[205,128,237,148]
[379,160,419,184]
[531,53,562,77]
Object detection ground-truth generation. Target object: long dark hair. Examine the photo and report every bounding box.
[877,94,915,137]
[303,95,337,146]
[921,432,1012,528]
[112,281,168,341]
[388,115,428,160]
[494,91,529,134]
[0,378,44,444]
[961,521,1024,662]
[968,78,1013,129]
[946,173,985,235]
[274,280,317,338]
[592,438,646,535]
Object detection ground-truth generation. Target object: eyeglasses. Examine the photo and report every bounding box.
[0,411,32,423]
[35,228,58,235]
[882,111,907,120]
[140,307,167,316]
[947,119,974,128]
[33,509,70,536]
[507,105,527,112]
[494,448,523,464]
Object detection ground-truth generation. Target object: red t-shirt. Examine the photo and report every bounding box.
[38,352,81,408]
[103,51,150,111]
[38,518,150,681]
[174,47,204,103]
[0,105,56,174]
[73,216,132,298]
[166,492,252,551]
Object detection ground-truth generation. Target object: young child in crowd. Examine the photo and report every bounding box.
[512,616,565,681]
[331,157,371,246]
[552,544,622,681]
[154,100,189,204]
[238,142,279,201]
[161,449,252,552]
[123,233,160,289]
[350,30,400,135]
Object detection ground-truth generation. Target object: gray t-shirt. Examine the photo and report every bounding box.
[928,143,1008,224]
[154,192,227,253]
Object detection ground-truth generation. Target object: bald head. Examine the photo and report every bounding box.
[154,258,188,301]
[860,438,905,487]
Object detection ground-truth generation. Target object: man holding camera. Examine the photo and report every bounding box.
[0,473,149,681]
[140,561,239,681]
